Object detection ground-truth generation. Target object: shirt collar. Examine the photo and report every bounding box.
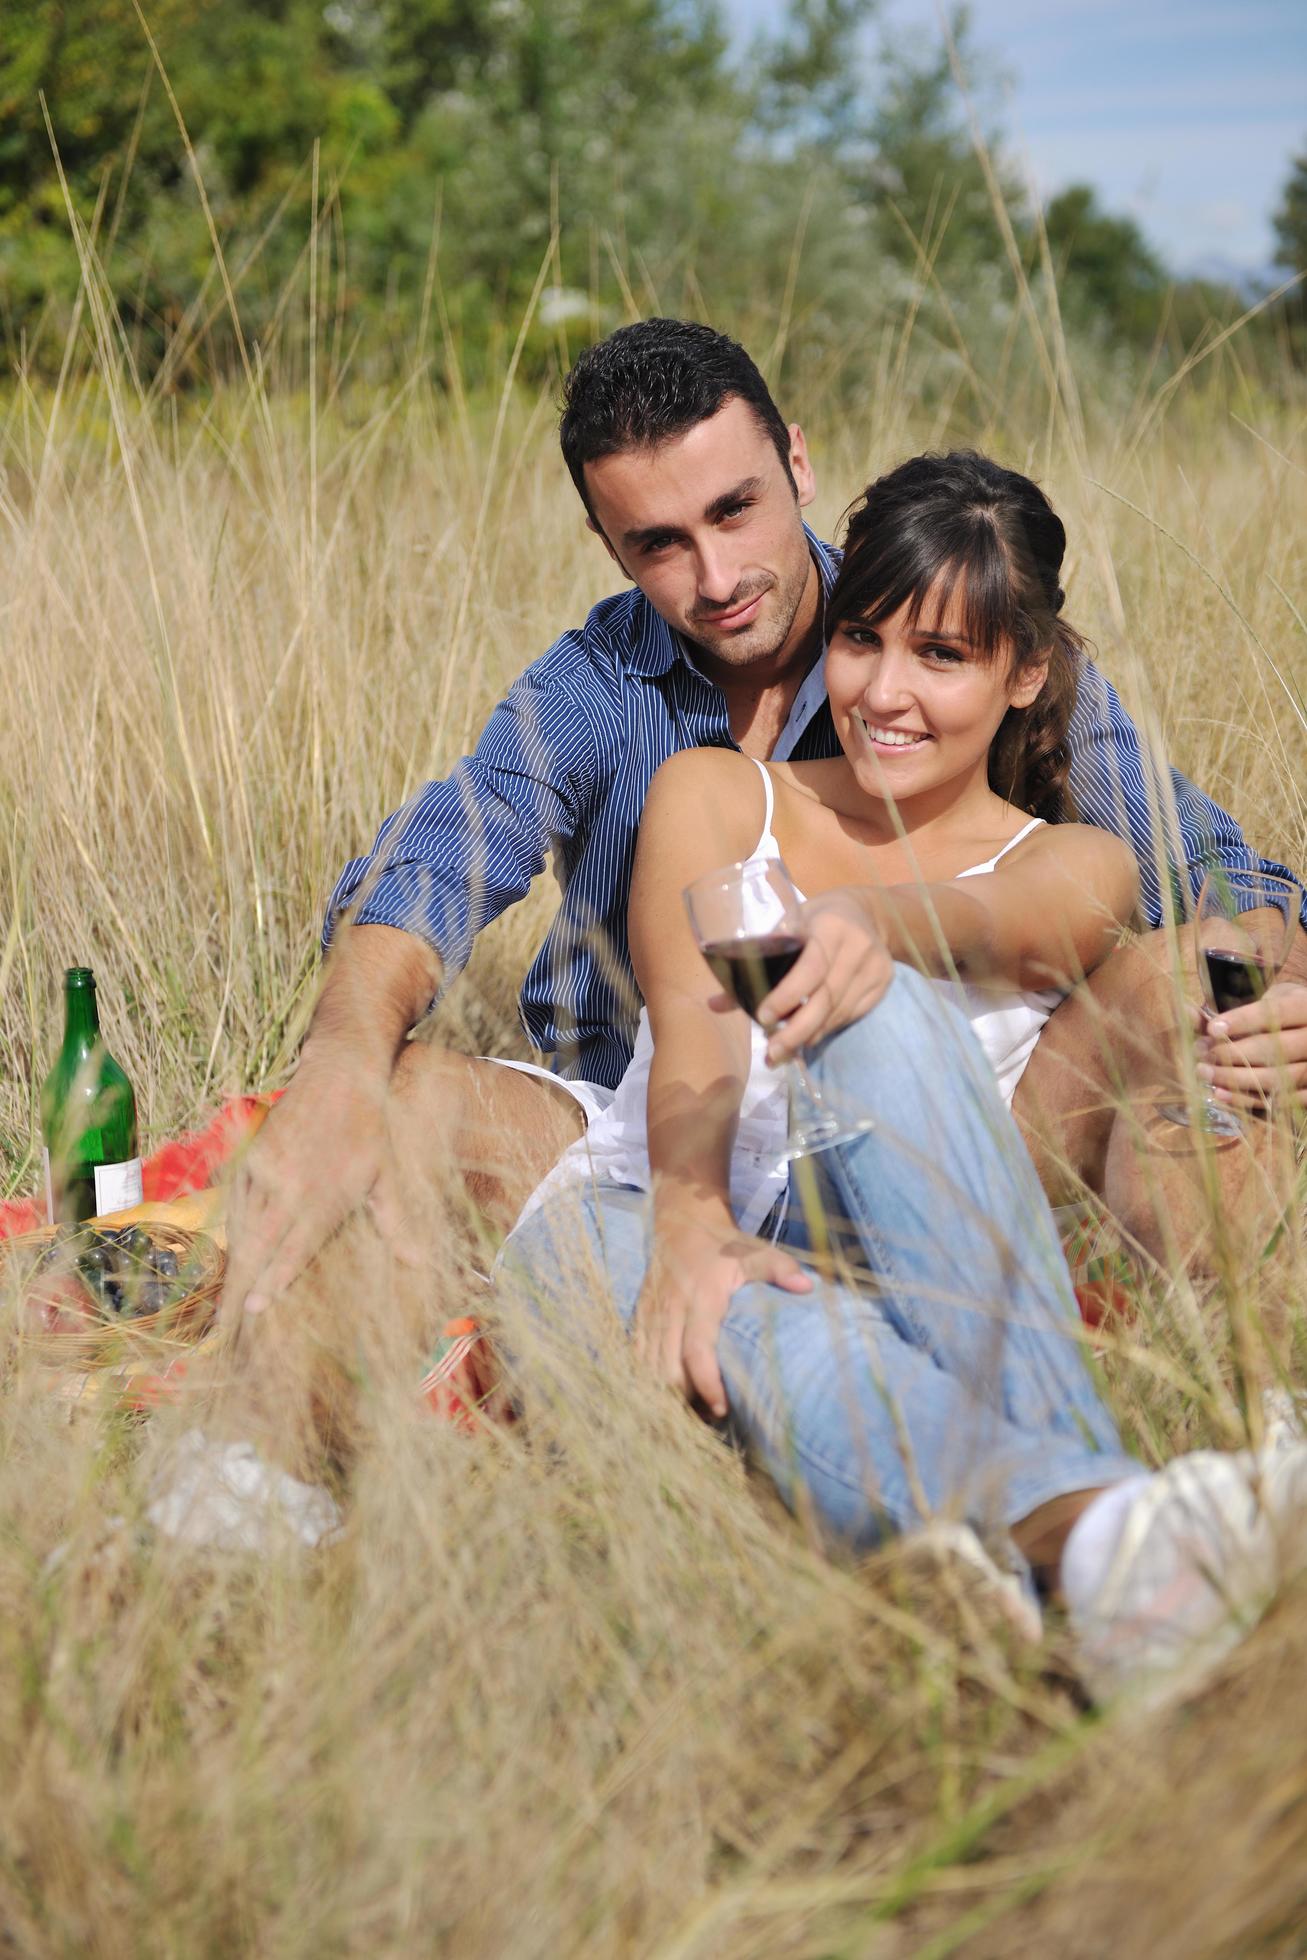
[774,643,832,759]
[626,524,840,680]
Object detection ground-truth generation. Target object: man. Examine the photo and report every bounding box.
[221,318,1307,1322]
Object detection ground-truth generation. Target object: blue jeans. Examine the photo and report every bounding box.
[498,965,1137,1551]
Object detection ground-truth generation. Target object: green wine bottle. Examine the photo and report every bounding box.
[40,967,143,1226]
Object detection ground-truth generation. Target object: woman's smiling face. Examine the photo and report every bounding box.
[824,574,1049,805]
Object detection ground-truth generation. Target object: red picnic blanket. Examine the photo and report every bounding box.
[0,1094,279,1242]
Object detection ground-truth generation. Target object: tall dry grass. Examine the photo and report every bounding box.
[2,268,1307,1956]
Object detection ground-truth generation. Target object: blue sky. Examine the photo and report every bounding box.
[724,0,1307,276]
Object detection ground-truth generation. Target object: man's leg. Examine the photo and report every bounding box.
[380,1041,588,1256]
[1012,932,1176,1210]
[204,1046,586,1478]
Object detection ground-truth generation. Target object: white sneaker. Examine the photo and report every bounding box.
[145,1429,343,1554]
[1065,1447,1307,1708]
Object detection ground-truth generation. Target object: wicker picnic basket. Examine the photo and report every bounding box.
[3,1219,225,1368]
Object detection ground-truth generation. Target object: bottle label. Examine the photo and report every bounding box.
[43,1147,54,1226]
[93,1157,144,1216]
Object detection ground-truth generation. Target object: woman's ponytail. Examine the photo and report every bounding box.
[990,620,1084,822]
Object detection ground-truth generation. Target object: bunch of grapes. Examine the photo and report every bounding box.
[39,1225,184,1319]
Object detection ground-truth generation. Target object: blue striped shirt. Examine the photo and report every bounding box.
[326,528,1303,1087]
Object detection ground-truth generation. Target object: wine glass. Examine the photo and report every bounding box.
[1163,866,1299,1136]
[683,857,877,1161]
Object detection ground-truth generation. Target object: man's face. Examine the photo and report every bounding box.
[583,397,818,670]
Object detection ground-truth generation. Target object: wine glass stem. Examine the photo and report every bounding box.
[789,1051,831,1112]
[1196,1003,1243,1132]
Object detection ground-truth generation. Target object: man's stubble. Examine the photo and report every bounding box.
[681,543,818,676]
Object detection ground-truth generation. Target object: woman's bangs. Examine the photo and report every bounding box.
[832,521,1015,662]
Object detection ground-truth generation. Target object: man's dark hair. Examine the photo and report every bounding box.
[559,318,795,517]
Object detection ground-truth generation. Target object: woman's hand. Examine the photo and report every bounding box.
[1196,980,1307,1110]
[756,888,893,1065]
[634,1208,813,1418]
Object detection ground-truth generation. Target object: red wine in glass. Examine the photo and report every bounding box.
[702,933,804,1021]
[1201,948,1272,1017]
[683,855,875,1162]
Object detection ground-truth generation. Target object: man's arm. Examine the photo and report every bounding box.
[222,646,608,1319]
[1068,657,1306,926]
[1070,656,1307,1105]
[221,924,441,1320]
[1196,926,1307,1109]
[324,654,606,974]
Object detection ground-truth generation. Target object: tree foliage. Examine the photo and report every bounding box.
[1272,144,1307,276]
[0,0,1277,387]
[1043,183,1166,344]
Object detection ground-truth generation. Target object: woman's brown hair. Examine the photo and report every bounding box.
[829,450,1084,821]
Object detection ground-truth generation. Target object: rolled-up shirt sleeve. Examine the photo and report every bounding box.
[323,648,605,981]
[1069,657,1306,928]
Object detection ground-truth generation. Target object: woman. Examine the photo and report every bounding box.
[497,451,1307,1704]
[516,449,1136,1312]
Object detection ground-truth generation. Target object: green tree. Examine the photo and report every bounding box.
[752,0,880,151]
[363,0,494,129]
[0,0,1210,389]
[0,2,386,351]
[0,0,186,214]
[1043,182,1165,343]
[1272,143,1307,275]
[342,0,745,344]
[854,11,1023,285]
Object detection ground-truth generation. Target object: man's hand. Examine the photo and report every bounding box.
[1196,979,1307,1110]
[756,889,892,1065]
[219,923,442,1324]
[634,1208,812,1418]
[220,1056,390,1322]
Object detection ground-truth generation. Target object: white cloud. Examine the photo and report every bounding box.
[1197,199,1251,237]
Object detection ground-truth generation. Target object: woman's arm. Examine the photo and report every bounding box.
[875,825,1140,991]
[762,825,1139,1061]
[628,756,755,1226]
[628,753,815,1412]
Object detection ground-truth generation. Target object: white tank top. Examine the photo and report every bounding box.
[531,761,1062,1235]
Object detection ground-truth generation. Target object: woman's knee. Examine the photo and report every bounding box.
[807,966,1008,1159]
[811,963,982,1084]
